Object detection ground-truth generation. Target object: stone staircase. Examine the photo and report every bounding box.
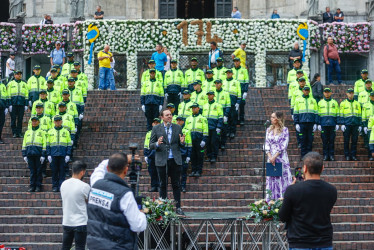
[0,86,374,249]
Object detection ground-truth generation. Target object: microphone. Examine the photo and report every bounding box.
[166,122,171,134]
[264,120,271,126]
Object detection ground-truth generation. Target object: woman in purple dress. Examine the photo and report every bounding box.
[265,111,292,201]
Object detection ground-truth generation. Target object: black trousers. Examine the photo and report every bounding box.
[145,104,159,131]
[299,123,314,157]
[75,120,82,146]
[364,132,371,156]
[10,105,24,135]
[344,125,359,157]
[50,156,66,189]
[157,159,181,208]
[27,156,42,188]
[207,129,219,159]
[167,93,180,115]
[147,156,159,188]
[0,107,5,139]
[228,105,238,134]
[191,139,204,174]
[321,126,336,157]
[181,155,188,188]
[220,123,228,147]
[238,99,245,122]
[62,225,87,250]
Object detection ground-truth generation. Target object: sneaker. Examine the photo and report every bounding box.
[188,172,195,177]
[194,172,201,177]
[13,134,17,138]
[176,208,185,216]
[181,187,187,193]
[35,186,41,192]
[28,186,35,192]
[52,187,59,192]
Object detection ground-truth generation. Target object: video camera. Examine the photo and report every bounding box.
[127,143,144,208]
[295,166,304,182]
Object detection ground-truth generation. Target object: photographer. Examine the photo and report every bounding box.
[87,153,147,249]
[279,152,337,250]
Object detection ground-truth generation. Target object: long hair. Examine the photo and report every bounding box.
[311,73,320,85]
[269,111,285,135]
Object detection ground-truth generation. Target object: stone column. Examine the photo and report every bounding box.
[7,18,24,73]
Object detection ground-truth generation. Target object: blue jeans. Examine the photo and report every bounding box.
[99,67,116,90]
[290,248,333,250]
[327,59,342,84]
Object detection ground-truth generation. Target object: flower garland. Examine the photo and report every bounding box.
[0,22,17,52]
[22,22,84,54]
[320,22,371,53]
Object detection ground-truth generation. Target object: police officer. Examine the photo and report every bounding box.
[0,79,9,144]
[47,115,72,192]
[184,57,205,93]
[164,59,184,114]
[368,116,374,161]
[178,90,193,119]
[339,88,362,161]
[354,69,369,100]
[31,90,56,119]
[186,103,208,177]
[232,57,249,126]
[61,52,75,77]
[212,57,227,81]
[214,79,231,150]
[27,65,46,104]
[67,78,85,142]
[141,69,164,131]
[203,69,215,93]
[166,103,178,124]
[190,80,207,113]
[29,103,52,178]
[7,70,29,138]
[60,89,79,127]
[74,61,88,83]
[362,92,374,156]
[317,88,339,161]
[70,69,88,103]
[46,79,62,105]
[22,116,47,192]
[176,116,192,193]
[294,86,318,159]
[56,102,76,143]
[288,70,310,104]
[223,69,241,139]
[141,60,163,85]
[202,91,223,163]
[287,59,308,86]
[49,68,67,93]
[87,153,147,249]
[144,118,161,192]
[358,79,373,106]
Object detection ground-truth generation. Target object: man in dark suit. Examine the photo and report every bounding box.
[150,109,186,215]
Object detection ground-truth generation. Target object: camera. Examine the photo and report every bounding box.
[128,143,142,186]
[295,167,304,182]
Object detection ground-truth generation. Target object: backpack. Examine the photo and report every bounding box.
[323,44,329,63]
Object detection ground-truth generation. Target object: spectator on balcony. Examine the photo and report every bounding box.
[151,43,168,76]
[271,9,280,19]
[279,152,337,250]
[288,42,303,69]
[45,14,53,24]
[322,7,334,23]
[231,7,241,19]
[50,41,66,67]
[311,73,323,103]
[208,41,223,69]
[324,36,342,85]
[94,5,104,19]
[334,8,344,22]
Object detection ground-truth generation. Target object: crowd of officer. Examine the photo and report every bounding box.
[288,59,374,162]
[0,53,88,192]
[141,56,249,192]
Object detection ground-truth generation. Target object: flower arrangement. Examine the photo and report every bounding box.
[247,193,283,225]
[309,20,321,51]
[0,22,17,52]
[72,21,84,52]
[142,197,179,228]
[320,22,371,53]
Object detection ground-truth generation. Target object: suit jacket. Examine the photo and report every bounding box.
[150,123,184,167]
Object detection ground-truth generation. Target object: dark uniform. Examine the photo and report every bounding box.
[143,118,160,192]
[0,80,8,143]
[176,116,192,192]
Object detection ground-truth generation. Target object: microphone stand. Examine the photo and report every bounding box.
[165,123,171,200]
[262,121,269,200]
